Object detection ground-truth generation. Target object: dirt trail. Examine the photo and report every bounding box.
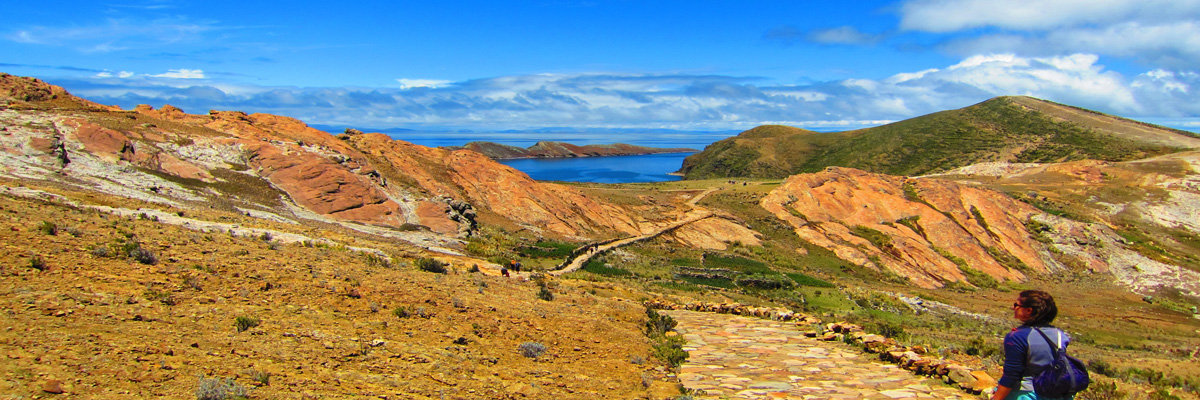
[550,187,720,276]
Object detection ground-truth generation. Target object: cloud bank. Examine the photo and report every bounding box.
[899,0,1200,68]
[54,54,1200,131]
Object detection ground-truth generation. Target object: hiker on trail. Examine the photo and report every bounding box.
[992,290,1075,400]
[500,264,510,277]
[510,259,521,273]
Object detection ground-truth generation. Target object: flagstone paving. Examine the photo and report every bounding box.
[664,310,978,400]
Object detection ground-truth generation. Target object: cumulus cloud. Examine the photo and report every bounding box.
[899,0,1200,32]
[50,54,1200,131]
[898,0,1200,68]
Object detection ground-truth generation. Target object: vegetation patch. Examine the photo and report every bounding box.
[850,225,892,249]
[517,240,576,259]
[702,253,771,274]
[643,309,688,368]
[785,272,835,288]
[581,259,633,276]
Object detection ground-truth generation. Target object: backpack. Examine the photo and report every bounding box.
[1032,327,1090,397]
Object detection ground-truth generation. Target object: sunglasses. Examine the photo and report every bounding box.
[1013,302,1027,309]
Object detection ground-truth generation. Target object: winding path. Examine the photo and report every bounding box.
[665,310,974,399]
[550,187,721,276]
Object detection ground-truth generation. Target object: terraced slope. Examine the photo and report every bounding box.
[679,96,1200,179]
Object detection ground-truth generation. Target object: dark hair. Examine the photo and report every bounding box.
[1018,289,1058,326]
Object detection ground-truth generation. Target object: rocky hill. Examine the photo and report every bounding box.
[445,141,696,159]
[0,73,750,251]
[679,96,1200,179]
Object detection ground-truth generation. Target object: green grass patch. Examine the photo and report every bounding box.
[679,275,736,289]
[669,257,702,267]
[703,254,772,274]
[517,240,577,259]
[850,225,892,248]
[785,272,835,288]
[581,259,632,276]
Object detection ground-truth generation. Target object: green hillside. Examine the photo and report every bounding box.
[679,96,1200,179]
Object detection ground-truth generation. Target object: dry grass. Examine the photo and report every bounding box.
[0,189,682,399]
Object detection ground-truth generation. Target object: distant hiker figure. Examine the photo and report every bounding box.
[510,259,522,273]
[500,264,510,277]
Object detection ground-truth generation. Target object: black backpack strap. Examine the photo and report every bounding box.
[1033,327,1063,360]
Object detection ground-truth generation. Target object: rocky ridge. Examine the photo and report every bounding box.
[760,166,1200,296]
[0,74,750,252]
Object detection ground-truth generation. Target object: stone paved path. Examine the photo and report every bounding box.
[665,310,977,400]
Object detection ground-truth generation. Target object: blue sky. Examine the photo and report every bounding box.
[3,0,1199,132]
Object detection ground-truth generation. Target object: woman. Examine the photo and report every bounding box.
[992,290,1073,400]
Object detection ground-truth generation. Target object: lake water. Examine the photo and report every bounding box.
[499,152,694,183]
[386,131,729,184]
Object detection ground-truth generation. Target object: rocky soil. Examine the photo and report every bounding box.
[0,186,681,399]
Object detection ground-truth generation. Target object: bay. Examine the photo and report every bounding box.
[499,152,694,184]
[385,131,726,184]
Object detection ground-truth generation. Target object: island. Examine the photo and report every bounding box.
[443,141,697,160]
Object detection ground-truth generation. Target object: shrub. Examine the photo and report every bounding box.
[37,221,58,235]
[518,342,547,359]
[144,289,176,306]
[644,308,677,337]
[195,376,249,400]
[129,245,158,265]
[363,253,391,269]
[392,307,410,318]
[234,316,260,333]
[248,370,270,387]
[651,335,689,368]
[537,285,554,301]
[414,257,447,274]
[29,255,47,271]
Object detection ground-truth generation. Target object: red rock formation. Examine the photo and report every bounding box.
[761,167,1050,288]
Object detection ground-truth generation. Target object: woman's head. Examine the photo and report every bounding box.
[1014,290,1057,326]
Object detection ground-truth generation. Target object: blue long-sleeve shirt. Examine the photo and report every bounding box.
[999,325,1071,391]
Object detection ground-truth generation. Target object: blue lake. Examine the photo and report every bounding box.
[499,152,694,184]
[386,131,726,184]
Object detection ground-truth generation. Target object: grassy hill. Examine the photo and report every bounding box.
[679,96,1200,179]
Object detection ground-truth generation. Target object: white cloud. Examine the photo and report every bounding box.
[95,71,136,78]
[899,0,1200,32]
[899,0,1200,68]
[395,78,452,89]
[808,26,882,45]
[53,54,1200,131]
[151,69,205,79]
[4,17,218,52]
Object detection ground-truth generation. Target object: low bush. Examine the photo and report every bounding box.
[29,255,47,271]
[195,376,249,400]
[234,316,260,333]
[537,285,554,301]
[518,342,547,359]
[414,257,447,273]
[37,221,58,236]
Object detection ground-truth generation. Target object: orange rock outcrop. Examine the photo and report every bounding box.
[761,167,1052,288]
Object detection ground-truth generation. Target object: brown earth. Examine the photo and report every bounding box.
[0,185,681,399]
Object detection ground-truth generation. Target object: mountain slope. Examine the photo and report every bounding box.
[679,96,1200,179]
[0,73,757,253]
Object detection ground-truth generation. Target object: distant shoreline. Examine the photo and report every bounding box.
[444,141,698,160]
